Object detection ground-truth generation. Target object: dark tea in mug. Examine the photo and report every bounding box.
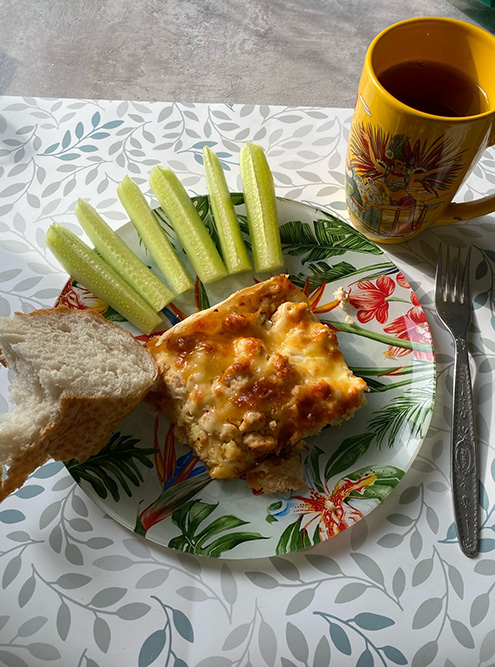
[378,60,490,117]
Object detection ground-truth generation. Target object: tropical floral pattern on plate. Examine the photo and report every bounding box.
[60,195,435,559]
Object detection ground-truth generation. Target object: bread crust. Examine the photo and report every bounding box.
[0,306,157,501]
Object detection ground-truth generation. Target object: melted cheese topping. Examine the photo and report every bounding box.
[146,275,367,482]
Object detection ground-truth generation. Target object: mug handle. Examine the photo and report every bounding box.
[434,194,495,226]
[434,130,495,226]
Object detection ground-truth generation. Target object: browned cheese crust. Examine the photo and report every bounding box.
[146,275,367,494]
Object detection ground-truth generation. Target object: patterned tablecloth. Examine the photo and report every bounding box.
[0,98,495,667]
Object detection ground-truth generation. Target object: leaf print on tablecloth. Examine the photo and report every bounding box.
[244,572,279,589]
[93,616,111,653]
[471,593,490,627]
[138,596,193,667]
[92,555,134,571]
[177,586,209,602]
[382,645,408,665]
[259,620,278,667]
[270,556,300,581]
[350,553,384,586]
[353,612,394,630]
[18,574,36,607]
[16,616,48,637]
[411,640,439,667]
[54,573,92,589]
[116,603,151,620]
[26,643,61,660]
[222,624,251,651]
[286,622,309,663]
[220,563,238,606]
[313,635,331,666]
[413,597,443,629]
[335,582,367,604]
[286,588,316,616]
[412,556,434,587]
[480,628,495,663]
[315,610,403,665]
[450,619,475,649]
[56,601,70,641]
[39,117,123,160]
[2,556,22,590]
[135,569,169,589]
[0,651,30,667]
[305,554,342,576]
[65,543,84,566]
[197,658,233,667]
[327,619,352,656]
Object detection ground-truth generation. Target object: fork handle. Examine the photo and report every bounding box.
[452,338,479,557]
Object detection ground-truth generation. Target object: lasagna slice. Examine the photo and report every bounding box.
[146,275,367,494]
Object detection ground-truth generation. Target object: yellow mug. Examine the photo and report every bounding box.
[345,17,495,243]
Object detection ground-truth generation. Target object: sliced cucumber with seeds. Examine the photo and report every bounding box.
[75,198,173,312]
[240,142,283,273]
[117,176,193,295]
[203,146,251,275]
[150,166,228,284]
[46,223,162,335]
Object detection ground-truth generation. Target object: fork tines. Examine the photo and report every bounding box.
[435,245,472,306]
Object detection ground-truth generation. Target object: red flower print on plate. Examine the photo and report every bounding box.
[384,293,433,361]
[349,275,396,324]
[293,473,377,540]
[396,271,411,289]
[57,279,108,314]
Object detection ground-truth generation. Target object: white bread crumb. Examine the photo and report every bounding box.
[333,287,350,310]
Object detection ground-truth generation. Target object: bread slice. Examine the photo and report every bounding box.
[146,275,367,493]
[0,307,157,501]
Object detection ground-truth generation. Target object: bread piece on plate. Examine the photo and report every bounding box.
[0,307,157,501]
[146,275,367,494]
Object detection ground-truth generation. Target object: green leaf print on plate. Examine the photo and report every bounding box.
[62,196,435,559]
[169,500,267,557]
[279,213,382,264]
[65,432,155,503]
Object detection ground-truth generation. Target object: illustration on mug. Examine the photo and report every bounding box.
[346,121,465,237]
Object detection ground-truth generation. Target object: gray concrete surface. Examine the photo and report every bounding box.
[0,0,494,106]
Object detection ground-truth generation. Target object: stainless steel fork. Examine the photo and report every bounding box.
[435,245,478,557]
